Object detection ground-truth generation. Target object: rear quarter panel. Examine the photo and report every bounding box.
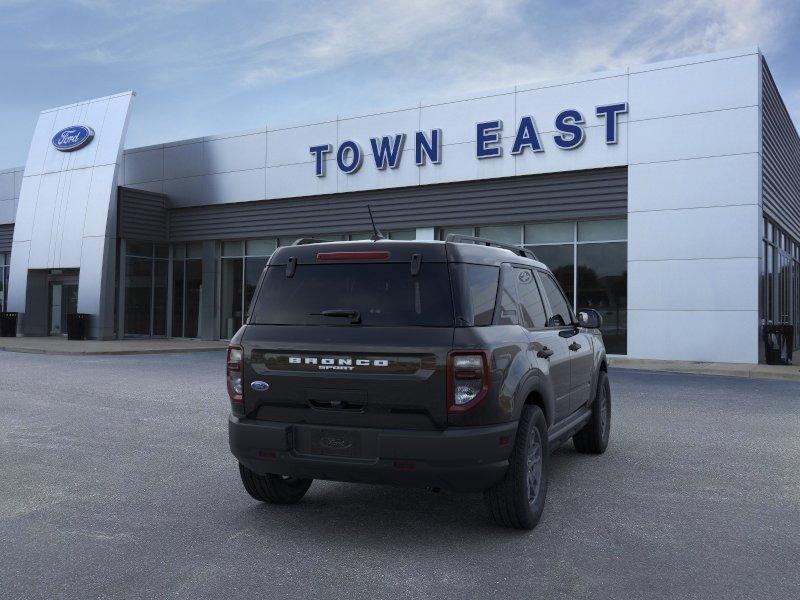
[450,325,531,426]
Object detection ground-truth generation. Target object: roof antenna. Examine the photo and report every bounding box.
[367,205,385,241]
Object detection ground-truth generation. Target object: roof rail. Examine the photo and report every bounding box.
[445,234,538,260]
[291,237,332,246]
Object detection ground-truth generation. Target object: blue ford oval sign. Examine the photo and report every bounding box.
[52,125,95,152]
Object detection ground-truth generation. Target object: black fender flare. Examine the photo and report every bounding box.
[511,370,556,428]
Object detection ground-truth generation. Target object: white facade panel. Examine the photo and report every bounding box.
[13,169,23,199]
[77,234,106,313]
[0,171,14,201]
[27,172,60,268]
[204,169,266,204]
[267,161,337,199]
[628,106,759,164]
[628,154,760,213]
[419,141,515,186]
[22,110,57,178]
[82,164,117,237]
[58,168,93,267]
[10,175,41,241]
[420,93,515,146]
[338,108,420,151]
[515,123,627,176]
[516,74,628,132]
[6,240,30,309]
[93,94,134,167]
[204,132,266,174]
[628,258,758,311]
[337,148,418,193]
[267,121,338,167]
[40,105,78,176]
[68,100,112,170]
[163,175,209,207]
[629,204,759,261]
[628,309,759,363]
[0,199,15,224]
[164,142,203,179]
[629,55,759,121]
[124,147,164,184]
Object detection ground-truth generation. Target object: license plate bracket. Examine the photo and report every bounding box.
[294,427,364,459]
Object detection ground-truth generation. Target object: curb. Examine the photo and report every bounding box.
[0,346,226,356]
[609,359,800,382]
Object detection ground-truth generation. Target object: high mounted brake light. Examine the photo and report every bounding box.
[447,350,491,413]
[316,251,390,261]
[227,346,244,404]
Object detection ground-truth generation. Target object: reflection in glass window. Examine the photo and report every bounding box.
[477,225,522,245]
[577,242,627,354]
[540,272,573,327]
[124,255,152,336]
[220,257,243,339]
[515,269,547,328]
[578,219,627,242]
[172,246,203,338]
[527,244,574,305]
[439,226,475,240]
[525,222,574,244]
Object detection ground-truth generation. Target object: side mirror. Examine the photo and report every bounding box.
[577,309,603,329]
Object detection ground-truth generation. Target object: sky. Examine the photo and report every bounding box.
[0,0,798,167]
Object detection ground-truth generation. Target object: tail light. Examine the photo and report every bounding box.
[447,351,490,413]
[227,345,244,404]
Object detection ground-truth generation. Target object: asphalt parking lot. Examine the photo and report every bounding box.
[1,351,798,600]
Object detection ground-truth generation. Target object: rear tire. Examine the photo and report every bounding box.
[238,463,312,504]
[484,405,549,530]
[573,370,611,454]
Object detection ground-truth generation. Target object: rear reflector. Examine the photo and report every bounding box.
[316,251,390,261]
[393,460,416,471]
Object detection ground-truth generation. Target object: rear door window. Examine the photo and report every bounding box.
[539,271,573,327]
[515,268,547,328]
[495,265,519,325]
[450,264,499,326]
[250,263,454,327]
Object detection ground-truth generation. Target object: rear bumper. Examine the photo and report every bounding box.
[228,415,517,492]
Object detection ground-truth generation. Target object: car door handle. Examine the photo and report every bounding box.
[568,342,581,352]
[536,347,554,359]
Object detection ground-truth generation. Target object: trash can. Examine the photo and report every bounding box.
[763,324,794,365]
[66,313,89,341]
[0,312,17,337]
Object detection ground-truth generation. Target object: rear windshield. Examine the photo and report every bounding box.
[249,263,454,327]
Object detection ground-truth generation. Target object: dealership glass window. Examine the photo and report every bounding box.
[220,238,277,339]
[763,217,800,352]
[123,242,169,337]
[437,219,628,354]
[172,243,203,338]
[0,252,8,311]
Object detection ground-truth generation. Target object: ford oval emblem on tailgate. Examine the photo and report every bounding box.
[250,381,269,392]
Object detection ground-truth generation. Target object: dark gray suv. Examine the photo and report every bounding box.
[227,235,610,529]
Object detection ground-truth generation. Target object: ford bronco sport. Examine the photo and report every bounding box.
[227,235,610,529]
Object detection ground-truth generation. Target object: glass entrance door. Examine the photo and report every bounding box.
[49,282,78,336]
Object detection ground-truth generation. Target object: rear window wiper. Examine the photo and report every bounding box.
[310,309,362,324]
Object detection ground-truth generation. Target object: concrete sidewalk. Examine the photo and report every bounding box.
[0,337,227,355]
[610,356,800,382]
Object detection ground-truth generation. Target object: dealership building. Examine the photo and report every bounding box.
[0,47,798,364]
